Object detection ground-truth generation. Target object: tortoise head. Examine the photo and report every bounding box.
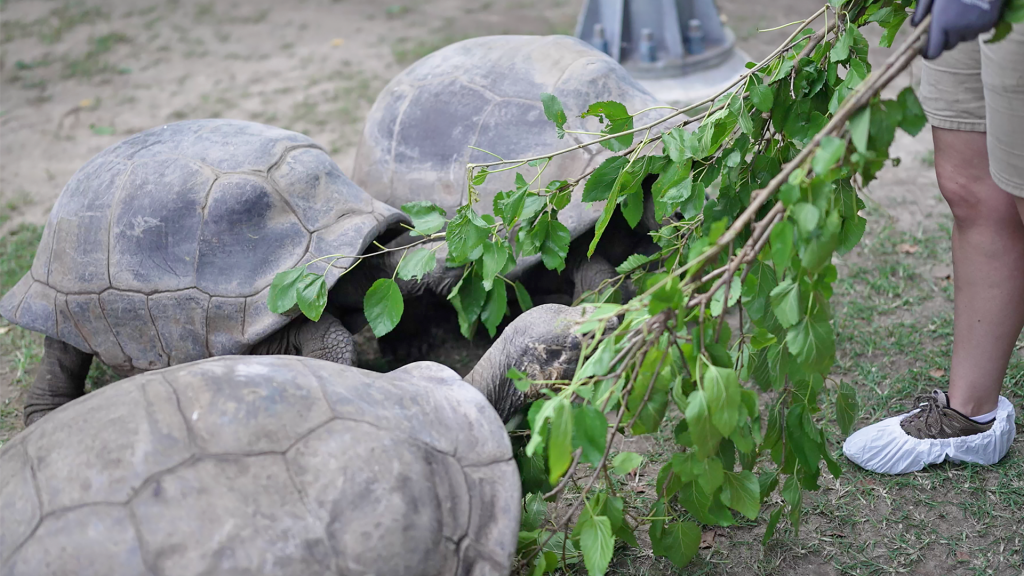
[465,304,617,423]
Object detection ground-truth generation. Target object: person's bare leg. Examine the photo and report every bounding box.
[932,127,1024,417]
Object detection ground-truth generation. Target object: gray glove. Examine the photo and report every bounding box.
[912,0,1005,59]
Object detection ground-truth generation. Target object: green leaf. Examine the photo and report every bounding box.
[396,248,437,282]
[364,278,404,337]
[447,206,489,262]
[730,95,754,135]
[541,220,571,272]
[792,203,821,234]
[522,493,547,532]
[268,266,304,314]
[615,253,658,275]
[480,281,507,338]
[652,158,692,199]
[989,19,1014,43]
[748,83,774,113]
[720,470,761,520]
[296,273,328,321]
[621,187,644,229]
[493,188,527,225]
[770,220,795,274]
[472,168,489,186]
[540,92,568,138]
[812,136,846,175]
[786,316,835,372]
[508,367,530,392]
[582,100,634,152]
[574,406,608,466]
[480,241,508,290]
[838,213,867,254]
[663,127,700,161]
[579,515,614,576]
[703,365,742,437]
[89,124,115,135]
[848,107,871,154]
[449,271,486,338]
[401,201,447,236]
[742,260,779,324]
[836,380,859,435]
[582,156,628,202]
[897,87,927,136]
[685,389,722,459]
[709,276,741,317]
[770,279,801,328]
[829,30,853,62]
[762,507,785,545]
[548,398,574,484]
[514,281,533,311]
[650,521,701,569]
[612,451,643,475]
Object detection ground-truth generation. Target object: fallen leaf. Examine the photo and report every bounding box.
[79,99,94,108]
[955,549,969,561]
[330,38,344,47]
[930,265,953,280]
[0,326,10,335]
[700,530,716,549]
[896,243,919,254]
[928,368,946,379]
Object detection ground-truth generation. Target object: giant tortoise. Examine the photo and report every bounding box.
[0,119,459,425]
[354,35,674,301]
[0,303,592,575]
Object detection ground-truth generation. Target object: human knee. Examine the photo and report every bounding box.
[935,162,1010,226]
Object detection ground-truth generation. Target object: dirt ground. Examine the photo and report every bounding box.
[1,0,1022,575]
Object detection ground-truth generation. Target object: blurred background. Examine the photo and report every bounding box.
[0,0,822,233]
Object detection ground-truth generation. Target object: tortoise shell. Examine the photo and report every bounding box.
[0,355,520,575]
[353,34,669,238]
[0,120,407,373]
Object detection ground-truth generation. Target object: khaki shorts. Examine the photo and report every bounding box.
[918,26,1024,198]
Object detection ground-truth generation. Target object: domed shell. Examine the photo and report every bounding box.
[354,34,669,237]
[0,355,520,576]
[0,120,407,373]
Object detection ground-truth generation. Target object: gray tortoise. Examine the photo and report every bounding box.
[354,35,672,301]
[0,303,592,576]
[0,119,458,425]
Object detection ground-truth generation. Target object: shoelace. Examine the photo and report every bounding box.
[902,394,944,435]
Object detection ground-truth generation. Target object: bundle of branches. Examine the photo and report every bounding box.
[271,0,1024,573]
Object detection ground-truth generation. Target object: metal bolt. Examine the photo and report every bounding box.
[639,28,656,63]
[591,23,609,54]
[686,18,705,55]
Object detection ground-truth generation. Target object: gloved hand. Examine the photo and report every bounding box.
[912,0,1006,59]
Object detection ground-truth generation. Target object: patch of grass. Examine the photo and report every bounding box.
[390,34,469,65]
[63,31,130,78]
[0,2,107,45]
[0,224,41,294]
[920,148,935,167]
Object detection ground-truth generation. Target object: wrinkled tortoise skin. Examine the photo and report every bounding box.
[0,120,408,374]
[354,34,668,238]
[0,355,520,576]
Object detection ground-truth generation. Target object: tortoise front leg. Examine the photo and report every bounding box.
[24,336,93,426]
[252,313,356,366]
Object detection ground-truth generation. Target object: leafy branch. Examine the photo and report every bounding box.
[267,1,1024,573]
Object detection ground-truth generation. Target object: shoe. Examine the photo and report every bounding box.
[842,390,1016,475]
[899,390,993,439]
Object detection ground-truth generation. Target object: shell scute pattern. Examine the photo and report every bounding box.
[0,356,519,576]
[0,119,408,373]
[354,36,667,223]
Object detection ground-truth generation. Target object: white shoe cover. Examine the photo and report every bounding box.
[842,396,1016,475]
